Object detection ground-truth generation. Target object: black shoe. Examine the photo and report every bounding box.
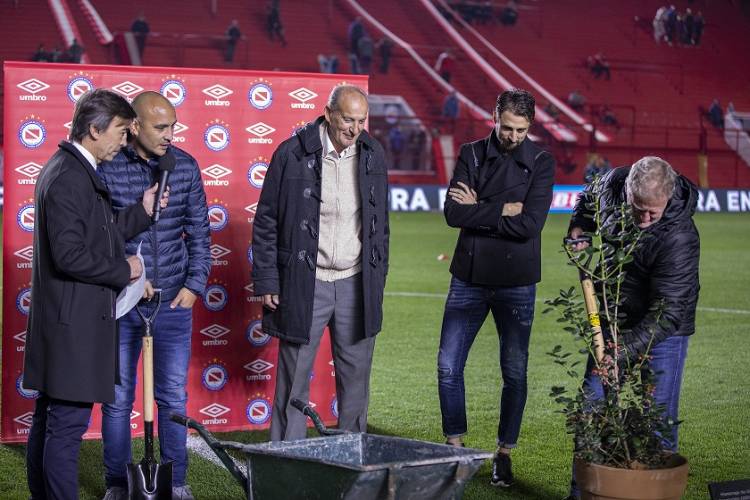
[490,452,513,487]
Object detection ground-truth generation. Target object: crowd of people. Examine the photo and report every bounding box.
[444,0,520,26]
[346,17,393,75]
[31,39,85,63]
[653,5,705,46]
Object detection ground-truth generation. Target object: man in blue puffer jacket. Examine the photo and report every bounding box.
[97,91,210,500]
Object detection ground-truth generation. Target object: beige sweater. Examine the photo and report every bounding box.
[315,124,363,281]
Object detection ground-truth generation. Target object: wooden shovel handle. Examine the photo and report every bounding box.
[580,278,605,363]
[143,336,155,423]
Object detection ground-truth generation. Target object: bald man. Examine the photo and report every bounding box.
[97,91,210,500]
[252,85,390,441]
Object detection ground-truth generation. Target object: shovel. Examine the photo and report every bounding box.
[127,290,173,499]
[565,236,605,363]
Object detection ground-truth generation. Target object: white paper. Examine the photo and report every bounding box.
[116,242,145,319]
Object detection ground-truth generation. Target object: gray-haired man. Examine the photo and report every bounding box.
[565,156,700,499]
[252,85,390,440]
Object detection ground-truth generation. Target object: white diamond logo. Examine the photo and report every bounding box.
[14,246,34,261]
[243,359,274,374]
[173,121,188,135]
[200,403,230,418]
[14,331,27,343]
[111,81,144,98]
[202,84,233,100]
[17,78,50,94]
[202,164,232,180]
[244,203,258,215]
[244,283,254,294]
[288,87,318,103]
[63,121,72,130]
[15,162,43,179]
[130,410,141,420]
[246,122,275,137]
[14,412,34,427]
[210,244,231,259]
[200,324,230,339]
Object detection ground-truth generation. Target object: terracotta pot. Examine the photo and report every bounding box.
[575,455,689,500]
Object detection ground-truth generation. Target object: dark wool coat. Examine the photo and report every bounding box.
[252,117,390,344]
[23,142,152,403]
[97,146,211,302]
[570,167,700,356]
[445,132,555,286]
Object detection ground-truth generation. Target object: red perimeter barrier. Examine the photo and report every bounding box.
[2,61,365,443]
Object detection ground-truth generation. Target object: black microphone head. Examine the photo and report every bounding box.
[158,148,176,172]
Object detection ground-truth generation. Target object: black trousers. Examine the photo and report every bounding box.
[27,393,93,500]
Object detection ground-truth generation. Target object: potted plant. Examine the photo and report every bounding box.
[544,178,689,500]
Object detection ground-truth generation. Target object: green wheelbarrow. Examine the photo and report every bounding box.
[172,398,491,499]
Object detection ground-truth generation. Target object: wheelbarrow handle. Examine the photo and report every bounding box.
[170,414,248,496]
[290,398,345,436]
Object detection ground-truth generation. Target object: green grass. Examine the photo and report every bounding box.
[2,212,749,499]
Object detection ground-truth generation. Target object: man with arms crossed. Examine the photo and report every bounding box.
[438,89,555,488]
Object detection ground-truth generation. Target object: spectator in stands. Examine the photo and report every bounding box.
[389,125,405,169]
[266,0,287,47]
[708,99,724,130]
[587,53,611,80]
[478,1,493,24]
[348,52,360,75]
[317,54,331,73]
[599,105,620,129]
[348,17,365,58]
[664,5,677,45]
[224,20,241,63]
[376,36,393,74]
[357,34,374,74]
[32,44,49,62]
[583,155,612,184]
[434,49,455,83]
[567,90,586,112]
[408,128,427,170]
[693,11,704,45]
[684,9,694,45]
[317,54,339,74]
[653,5,667,43]
[67,39,84,64]
[50,46,63,63]
[442,91,460,131]
[500,0,519,26]
[328,54,339,73]
[131,13,149,58]
[544,102,560,121]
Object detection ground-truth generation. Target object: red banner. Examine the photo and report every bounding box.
[2,61,366,443]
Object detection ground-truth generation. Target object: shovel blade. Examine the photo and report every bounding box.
[126,460,173,500]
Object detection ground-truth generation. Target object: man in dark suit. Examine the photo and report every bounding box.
[437,89,554,488]
[23,89,164,499]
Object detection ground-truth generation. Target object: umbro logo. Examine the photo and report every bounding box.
[111,81,143,99]
[17,79,50,101]
[203,84,232,106]
[200,324,230,339]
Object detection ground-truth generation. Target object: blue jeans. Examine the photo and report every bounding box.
[437,276,536,447]
[569,335,690,497]
[101,303,193,488]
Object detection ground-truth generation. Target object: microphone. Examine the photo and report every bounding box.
[152,149,176,223]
